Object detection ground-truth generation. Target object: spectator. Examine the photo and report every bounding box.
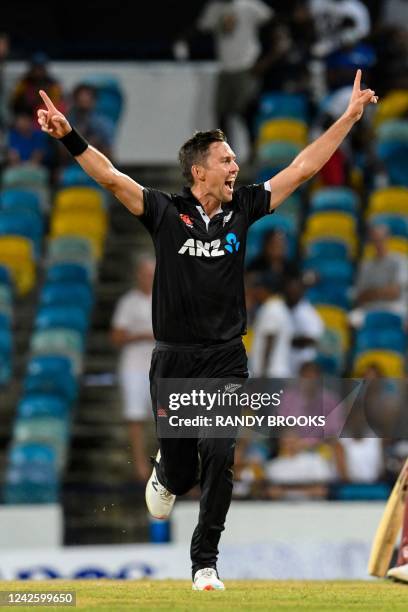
[354,224,406,322]
[249,273,293,377]
[7,111,49,165]
[265,431,332,500]
[111,255,156,482]
[196,0,273,146]
[68,84,114,156]
[247,230,298,292]
[284,276,324,374]
[10,52,64,120]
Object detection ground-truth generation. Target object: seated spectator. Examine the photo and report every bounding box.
[68,84,114,156]
[249,273,293,377]
[110,255,156,482]
[284,276,324,374]
[247,230,298,292]
[353,224,406,322]
[7,111,49,165]
[265,431,332,500]
[10,52,64,120]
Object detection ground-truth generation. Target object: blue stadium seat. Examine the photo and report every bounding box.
[310,187,359,214]
[303,258,354,285]
[364,311,403,330]
[40,282,94,314]
[0,189,42,216]
[371,214,408,238]
[0,211,44,257]
[46,262,92,284]
[24,358,78,403]
[257,92,308,122]
[355,328,406,354]
[306,240,349,260]
[0,265,12,287]
[4,442,59,504]
[82,74,124,124]
[60,164,99,188]
[35,305,89,335]
[307,285,350,310]
[17,394,70,420]
[377,142,408,187]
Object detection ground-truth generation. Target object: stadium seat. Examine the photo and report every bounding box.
[377,119,408,144]
[4,442,59,504]
[353,350,405,377]
[0,236,35,295]
[17,394,70,420]
[306,240,349,260]
[2,165,48,189]
[369,214,408,238]
[24,358,78,403]
[307,284,350,311]
[374,90,408,127]
[355,328,406,354]
[35,304,89,335]
[0,265,12,287]
[247,215,296,262]
[257,92,308,122]
[257,119,308,147]
[303,258,354,285]
[257,141,301,166]
[367,187,408,217]
[377,142,408,187]
[40,282,94,313]
[364,311,403,330]
[82,74,124,124]
[50,211,107,257]
[60,164,99,188]
[0,327,12,385]
[30,328,83,374]
[46,262,92,284]
[47,236,96,264]
[363,236,408,258]
[0,189,43,216]
[0,211,43,258]
[54,187,105,213]
[310,187,359,214]
[13,418,69,470]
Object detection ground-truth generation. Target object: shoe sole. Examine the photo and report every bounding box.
[192,585,225,591]
[145,472,170,520]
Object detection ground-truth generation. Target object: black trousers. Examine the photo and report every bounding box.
[149,338,248,577]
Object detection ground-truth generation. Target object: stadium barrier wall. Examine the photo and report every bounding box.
[0,502,386,580]
[0,504,62,549]
[5,61,219,165]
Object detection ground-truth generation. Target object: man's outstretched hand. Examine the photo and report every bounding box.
[37,90,72,138]
[345,69,378,123]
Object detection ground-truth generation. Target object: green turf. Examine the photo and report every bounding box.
[1,580,407,611]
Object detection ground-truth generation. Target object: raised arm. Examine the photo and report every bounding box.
[37,90,144,216]
[268,70,377,211]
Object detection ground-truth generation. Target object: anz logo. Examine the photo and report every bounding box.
[178,233,240,258]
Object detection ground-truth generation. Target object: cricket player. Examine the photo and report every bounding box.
[37,71,376,590]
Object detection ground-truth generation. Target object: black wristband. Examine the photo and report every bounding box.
[60,128,89,157]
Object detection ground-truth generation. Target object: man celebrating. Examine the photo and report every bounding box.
[37,71,376,590]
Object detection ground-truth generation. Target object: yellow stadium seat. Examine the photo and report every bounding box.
[0,236,35,295]
[363,237,408,259]
[258,119,308,147]
[302,212,358,257]
[374,90,408,127]
[367,187,408,217]
[353,350,405,377]
[243,327,254,353]
[50,212,107,257]
[54,187,105,214]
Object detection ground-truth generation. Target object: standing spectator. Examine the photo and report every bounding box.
[354,224,406,321]
[197,0,273,145]
[7,111,49,165]
[111,255,155,482]
[68,84,114,157]
[10,52,64,120]
[284,275,324,374]
[250,274,294,377]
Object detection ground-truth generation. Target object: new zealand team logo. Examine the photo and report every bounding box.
[180,214,194,228]
[225,232,240,253]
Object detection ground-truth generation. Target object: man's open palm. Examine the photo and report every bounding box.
[347,69,378,123]
[37,90,72,138]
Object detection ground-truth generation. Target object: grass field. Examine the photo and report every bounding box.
[1,580,408,611]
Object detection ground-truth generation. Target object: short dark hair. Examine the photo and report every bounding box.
[178,130,227,185]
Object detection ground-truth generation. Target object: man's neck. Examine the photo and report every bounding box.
[191,185,222,218]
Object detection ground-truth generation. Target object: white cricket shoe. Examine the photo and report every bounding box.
[192,568,225,591]
[145,450,176,520]
[387,563,408,583]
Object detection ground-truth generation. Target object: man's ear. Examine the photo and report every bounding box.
[192,164,205,182]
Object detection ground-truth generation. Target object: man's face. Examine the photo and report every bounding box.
[195,141,239,203]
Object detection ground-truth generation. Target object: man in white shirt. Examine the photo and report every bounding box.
[197,0,273,142]
[111,255,155,482]
[250,275,293,377]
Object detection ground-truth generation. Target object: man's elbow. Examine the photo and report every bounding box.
[290,160,315,184]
